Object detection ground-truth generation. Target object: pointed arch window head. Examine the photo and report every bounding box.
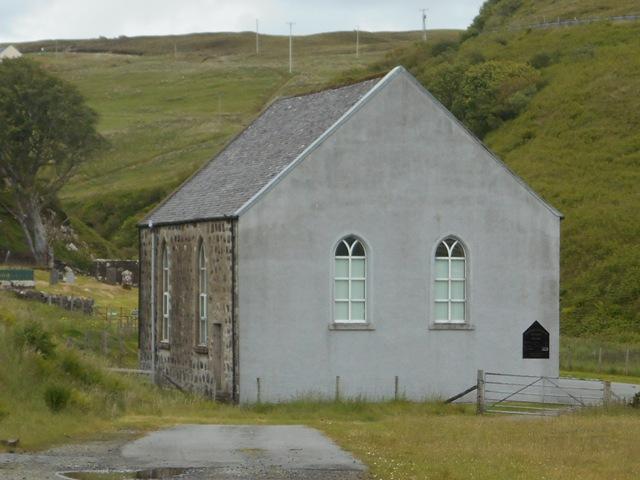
[434,237,466,323]
[161,244,170,342]
[334,236,366,323]
[197,242,208,346]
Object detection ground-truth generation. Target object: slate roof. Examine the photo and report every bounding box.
[143,77,381,226]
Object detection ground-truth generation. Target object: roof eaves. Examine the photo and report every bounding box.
[234,66,405,217]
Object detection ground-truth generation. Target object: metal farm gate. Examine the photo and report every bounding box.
[476,370,612,416]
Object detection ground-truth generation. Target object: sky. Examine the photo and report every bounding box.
[0,0,486,43]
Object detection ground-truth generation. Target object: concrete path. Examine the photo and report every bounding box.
[0,425,366,479]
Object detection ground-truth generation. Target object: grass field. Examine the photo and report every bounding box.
[1,290,640,478]
[33,269,138,311]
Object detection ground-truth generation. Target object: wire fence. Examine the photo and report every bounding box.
[561,337,640,377]
[486,13,640,33]
[64,307,139,368]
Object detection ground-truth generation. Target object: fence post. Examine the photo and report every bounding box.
[102,330,108,356]
[603,381,611,407]
[625,348,630,375]
[476,369,485,415]
[394,375,399,401]
[598,347,603,372]
[335,376,341,402]
[256,377,261,404]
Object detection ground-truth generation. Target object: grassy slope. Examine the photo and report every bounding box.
[359,3,640,341]
[6,30,456,258]
[1,292,639,479]
[475,23,640,339]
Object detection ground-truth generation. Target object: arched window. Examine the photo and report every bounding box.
[161,243,170,342]
[197,242,208,346]
[334,236,366,323]
[434,237,466,323]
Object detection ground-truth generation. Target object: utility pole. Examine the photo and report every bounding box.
[286,22,295,73]
[420,9,428,42]
[355,26,360,57]
[256,19,259,55]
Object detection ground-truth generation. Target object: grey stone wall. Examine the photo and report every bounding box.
[139,220,235,400]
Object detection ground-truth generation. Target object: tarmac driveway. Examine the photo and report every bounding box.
[0,425,366,479]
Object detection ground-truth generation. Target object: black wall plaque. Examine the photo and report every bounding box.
[523,321,550,359]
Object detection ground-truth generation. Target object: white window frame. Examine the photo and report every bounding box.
[161,244,170,342]
[197,242,208,347]
[333,236,367,324]
[433,237,467,324]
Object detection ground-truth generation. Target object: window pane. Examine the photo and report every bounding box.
[436,242,448,257]
[200,295,206,316]
[451,259,465,279]
[451,281,465,300]
[351,241,365,257]
[351,301,365,321]
[451,302,465,321]
[435,302,448,321]
[451,243,465,258]
[434,280,448,300]
[435,259,449,278]
[336,241,349,256]
[335,280,349,300]
[351,280,365,300]
[351,259,365,278]
[335,259,349,278]
[163,294,168,314]
[335,302,349,321]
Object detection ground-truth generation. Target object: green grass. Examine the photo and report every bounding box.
[33,270,138,312]
[1,290,640,478]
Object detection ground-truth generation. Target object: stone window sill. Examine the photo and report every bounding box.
[193,345,209,355]
[329,322,375,331]
[429,323,474,331]
[158,341,171,350]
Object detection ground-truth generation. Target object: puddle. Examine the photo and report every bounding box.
[59,467,188,480]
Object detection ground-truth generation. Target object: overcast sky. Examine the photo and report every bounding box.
[0,0,486,43]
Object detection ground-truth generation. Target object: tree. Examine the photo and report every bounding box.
[459,60,540,138]
[0,59,101,267]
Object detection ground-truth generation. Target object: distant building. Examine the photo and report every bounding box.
[138,66,562,403]
[0,45,22,62]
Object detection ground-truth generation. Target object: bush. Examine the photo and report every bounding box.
[530,52,553,69]
[60,351,102,385]
[431,40,459,57]
[44,384,71,412]
[14,322,56,358]
[631,392,640,409]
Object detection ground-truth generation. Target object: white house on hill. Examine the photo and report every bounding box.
[138,66,562,403]
[0,45,22,62]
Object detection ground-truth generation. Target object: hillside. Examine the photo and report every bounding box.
[0,30,457,264]
[355,1,639,339]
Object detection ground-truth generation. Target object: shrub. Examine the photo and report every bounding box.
[431,40,459,57]
[530,52,553,69]
[14,322,56,358]
[44,384,71,412]
[60,350,102,385]
[631,392,640,409]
